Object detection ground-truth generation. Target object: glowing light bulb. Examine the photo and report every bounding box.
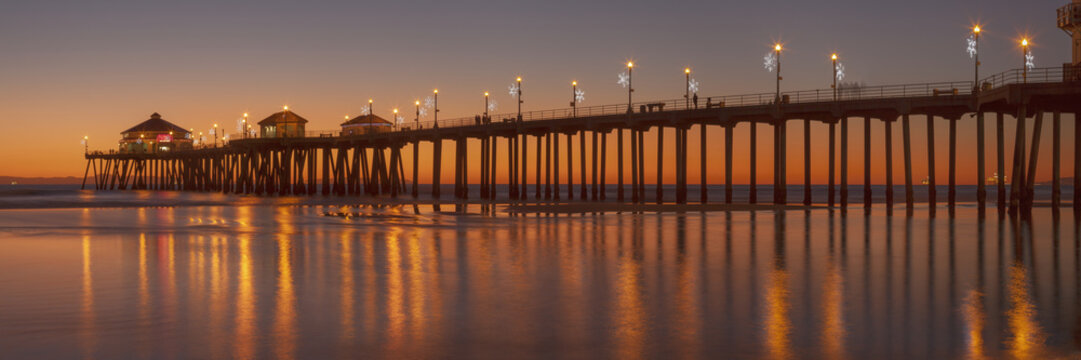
[774,44,782,51]
[627,61,634,68]
[484,91,489,96]
[516,76,522,82]
[283,105,288,110]
[973,26,981,34]
[433,89,438,94]
[415,100,420,106]
[685,68,690,74]
[572,80,577,86]
[1021,38,1029,47]
[831,53,837,60]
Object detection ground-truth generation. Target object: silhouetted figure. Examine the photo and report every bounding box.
[693,93,699,109]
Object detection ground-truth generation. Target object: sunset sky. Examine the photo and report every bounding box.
[0,0,1073,184]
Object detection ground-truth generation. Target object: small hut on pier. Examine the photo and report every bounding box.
[258,108,308,138]
[341,114,393,136]
[119,113,193,153]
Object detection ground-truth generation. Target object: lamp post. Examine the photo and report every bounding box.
[484,91,490,119]
[627,62,634,113]
[571,81,578,117]
[393,108,399,131]
[516,77,522,122]
[1021,38,1030,83]
[83,136,88,154]
[213,123,219,147]
[242,113,248,139]
[831,54,838,100]
[415,100,420,128]
[973,26,981,92]
[368,98,374,130]
[684,68,691,108]
[774,44,783,104]
[433,89,439,127]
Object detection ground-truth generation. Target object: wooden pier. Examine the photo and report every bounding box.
[84,67,1081,213]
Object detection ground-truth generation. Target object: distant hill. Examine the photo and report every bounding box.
[0,176,83,185]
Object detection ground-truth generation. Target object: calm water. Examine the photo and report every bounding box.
[0,187,1079,359]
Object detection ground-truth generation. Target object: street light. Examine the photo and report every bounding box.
[433,89,439,127]
[1021,38,1030,83]
[242,112,249,138]
[484,91,490,118]
[972,26,981,92]
[624,61,634,112]
[415,100,420,128]
[571,81,578,117]
[774,44,783,105]
[831,53,838,100]
[368,98,374,129]
[213,123,219,147]
[684,68,691,108]
[82,136,88,153]
[516,76,523,121]
[393,108,399,130]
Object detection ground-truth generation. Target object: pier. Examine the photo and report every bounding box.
[83,67,1081,214]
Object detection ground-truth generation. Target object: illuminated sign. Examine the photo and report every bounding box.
[157,134,173,142]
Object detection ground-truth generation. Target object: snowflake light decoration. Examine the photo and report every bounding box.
[688,79,699,94]
[508,83,520,98]
[236,119,244,132]
[574,89,585,103]
[763,52,777,72]
[249,128,257,137]
[395,114,405,126]
[209,128,216,136]
[488,99,498,112]
[359,104,371,116]
[965,35,978,58]
[617,72,630,88]
[418,107,428,117]
[1025,53,1035,70]
[80,138,87,145]
[835,62,846,81]
[423,96,435,109]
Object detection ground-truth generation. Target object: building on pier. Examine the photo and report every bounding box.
[340,114,393,136]
[118,113,192,153]
[258,109,308,138]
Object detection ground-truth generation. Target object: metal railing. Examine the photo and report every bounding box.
[212,67,1071,143]
[978,66,1068,89]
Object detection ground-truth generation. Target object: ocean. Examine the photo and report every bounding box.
[0,185,1077,359]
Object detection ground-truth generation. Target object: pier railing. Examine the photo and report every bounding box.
[208,67,1068,142]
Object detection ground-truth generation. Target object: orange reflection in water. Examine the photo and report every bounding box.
[962,289,986,360]
[613,239,645,360]
[1006,261,1045,359]
[233,234,255,360]
[406,232,427,343]
[764,268,792,360]
[273,233,296,360]
[339,229,355,341]
[79,235,96,358]
[820,261,846,359]
[385,229,406,353]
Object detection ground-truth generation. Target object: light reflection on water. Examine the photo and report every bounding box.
[0,205,1080,359]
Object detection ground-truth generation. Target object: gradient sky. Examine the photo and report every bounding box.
[0,0,1074,184]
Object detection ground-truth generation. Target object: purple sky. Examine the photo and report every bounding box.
[0,0,1071,177]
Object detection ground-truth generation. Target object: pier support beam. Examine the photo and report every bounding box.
[545,133,552,200]
[828,120,836,207]
[902,114,913,208]
[997,113,1006,210]
[750,121,757,204]
[864,116,872,208]
[580,130,587,200]
[804,119,812,206]
[1024,111,1044,210]
[631,130,638,203]
[601,132,607,200]
[885,117,894,207]
[537,134,542,200]
[976,112,986,210]
[949,117,958,208]
[591,131,598,201]
[554,133,560,200]
[927,114,937,208]
[618,129,624,201]
[701,123,708,203]
[840,117,849,207]
[725,125,733,203]
[1009,106,1027,213]
[657,126,664,204]
[1052,112,1061,208]
[567,133,574,200]
[433,140,442,199]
